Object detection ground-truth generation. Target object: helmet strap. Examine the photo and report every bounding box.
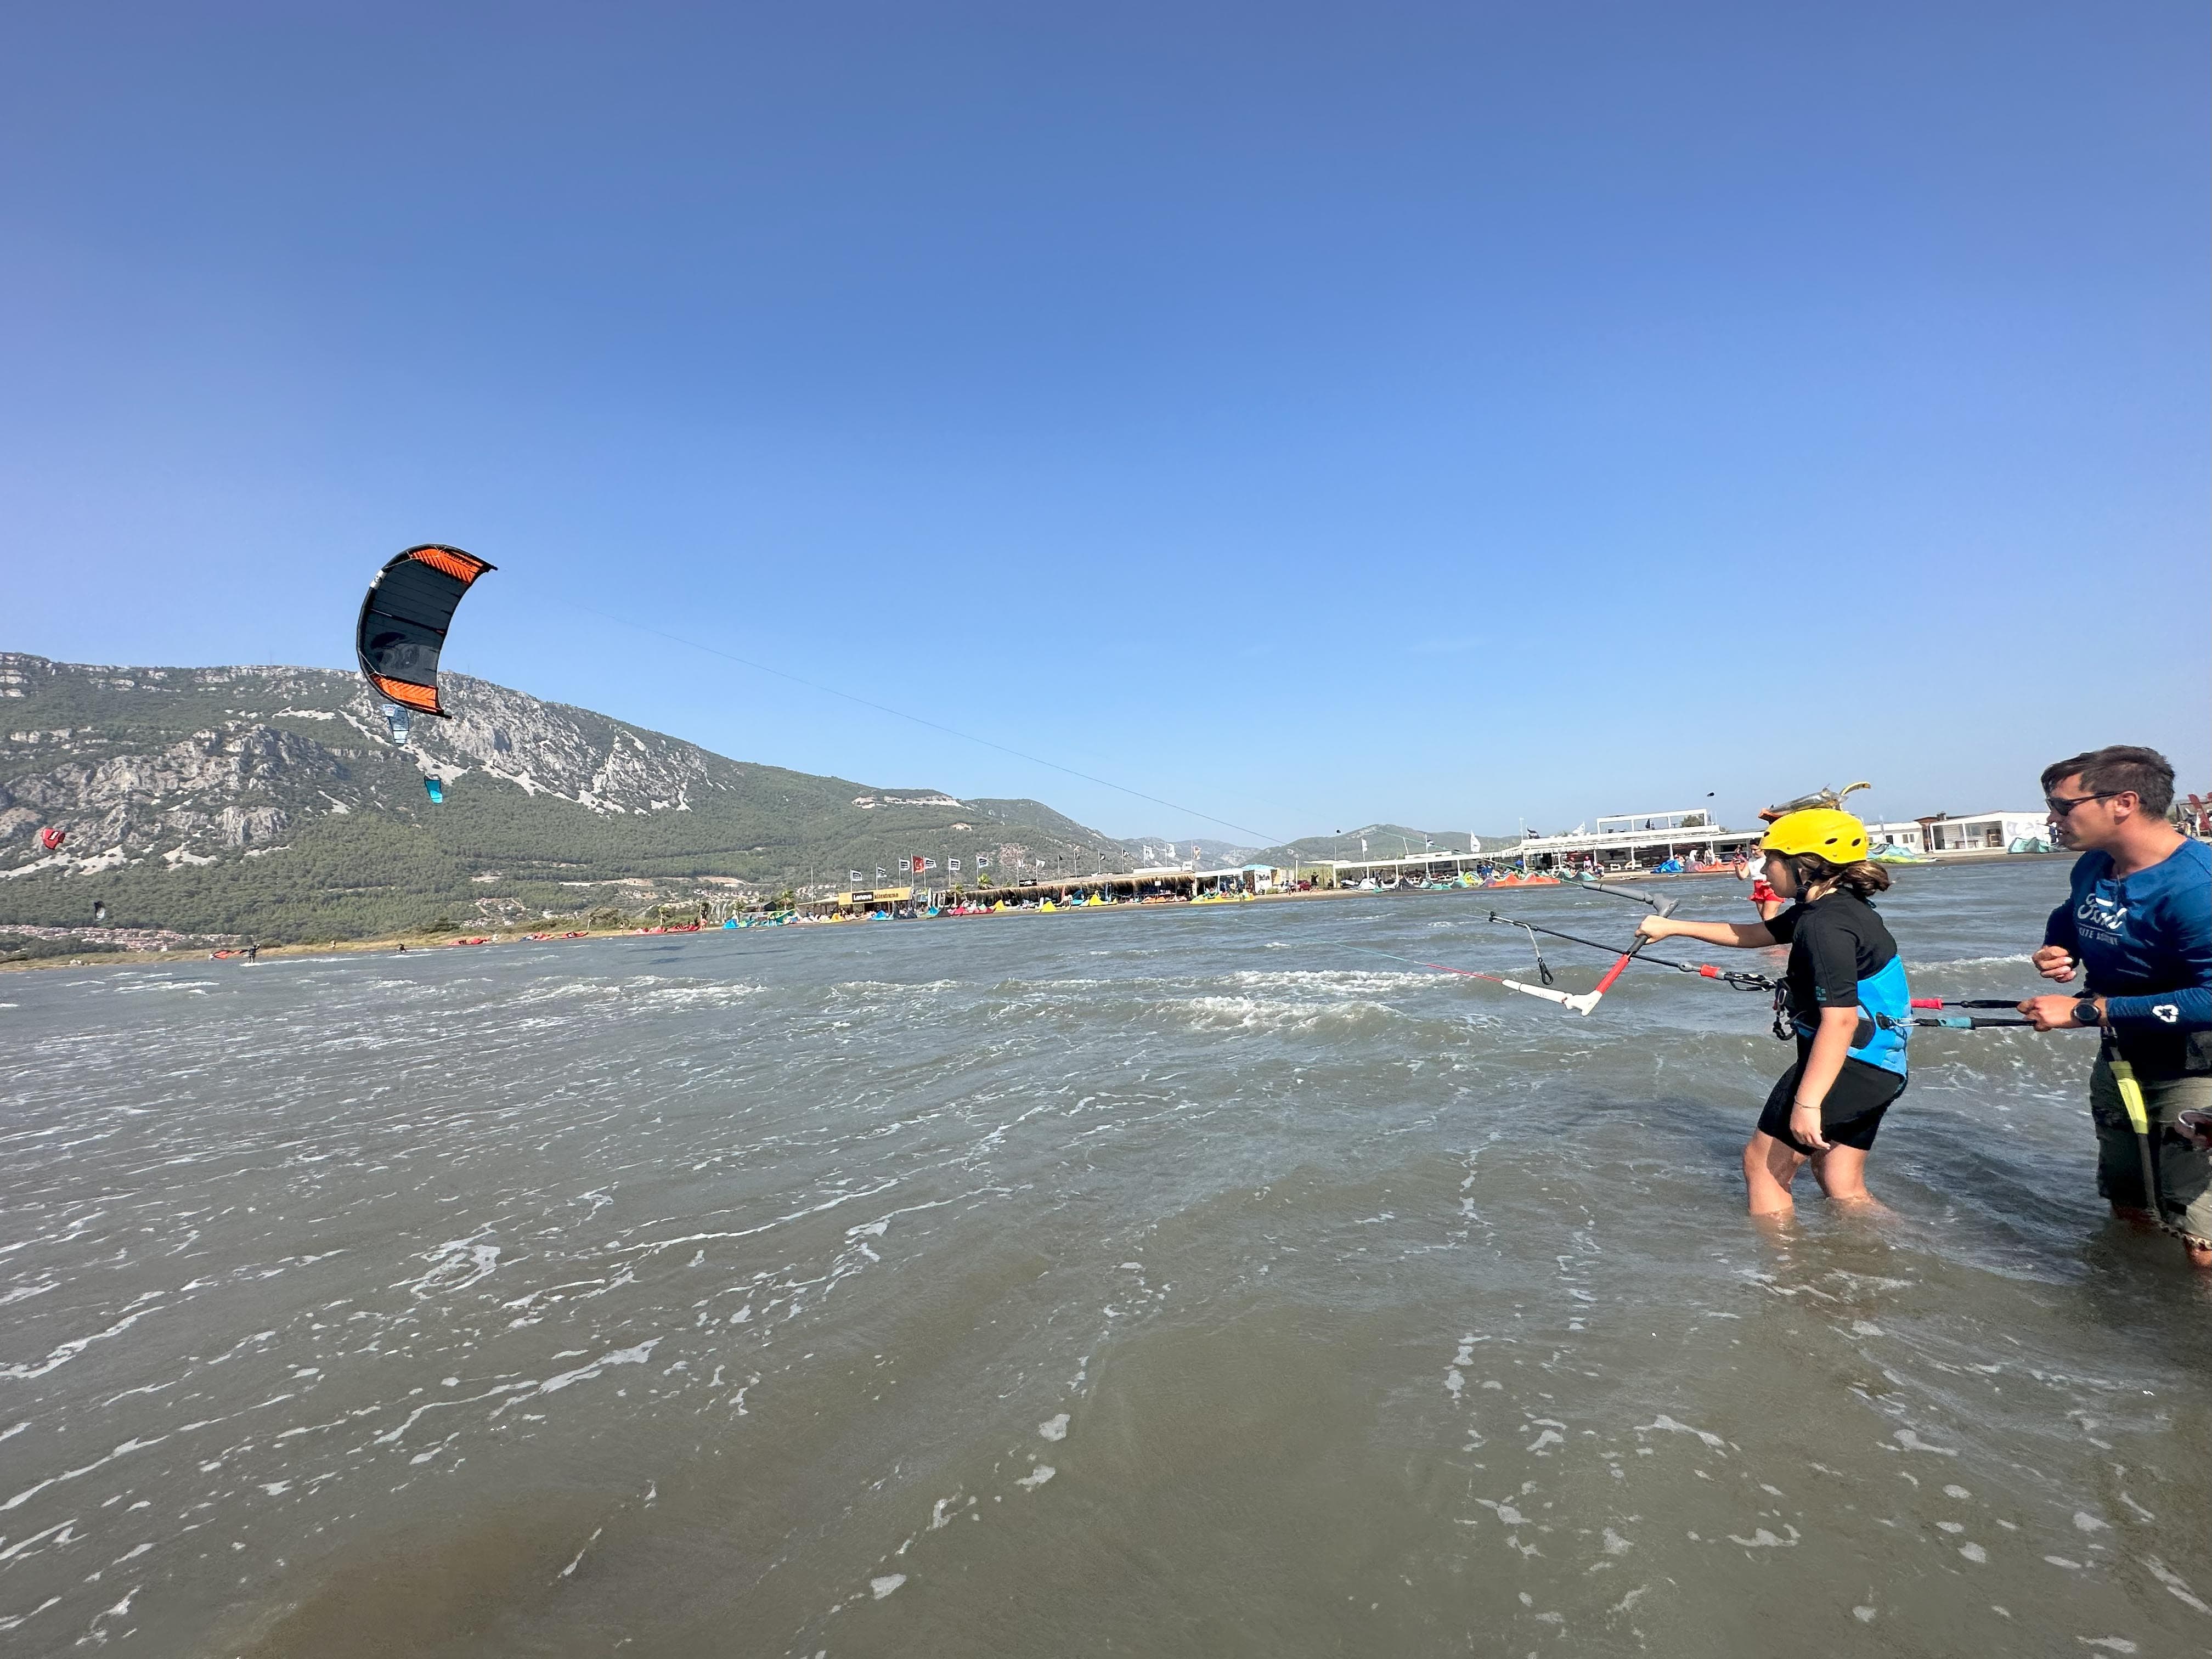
[1796,855,1841,902]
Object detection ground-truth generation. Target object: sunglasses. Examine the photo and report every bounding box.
[2045,791,2119,817]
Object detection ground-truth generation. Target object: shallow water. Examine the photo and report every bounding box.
[2,861,2208,1657]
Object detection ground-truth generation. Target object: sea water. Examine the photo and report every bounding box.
[2,862,2207,1657]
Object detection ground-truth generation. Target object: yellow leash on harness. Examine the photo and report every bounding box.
[2101,1027,2162,1223]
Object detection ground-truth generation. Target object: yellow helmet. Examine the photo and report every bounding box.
[1760,808,1869,862]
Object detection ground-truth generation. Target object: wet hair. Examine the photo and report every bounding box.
[2040,745,2175,816]
[1786,851,1891,899]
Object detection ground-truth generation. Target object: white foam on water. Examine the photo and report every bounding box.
[1179,995,1400,1034]
[870,1573,906,1599]
[0,1520,78,1562]
[392,1238,502,1299]
[2143,1558,2210,1615]
[1636,1414,1728,1452]
[636,983,765,1007]
[1,1308,160,1380]
[1038,1414,1069,1441]
[560,1526,604,1578]
[536,1340,660,1395]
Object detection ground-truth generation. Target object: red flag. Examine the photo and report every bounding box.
[911,855,925,873]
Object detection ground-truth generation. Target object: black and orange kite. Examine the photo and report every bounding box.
[354,544,495,719]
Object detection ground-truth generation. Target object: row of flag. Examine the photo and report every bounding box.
[848,854,997,883]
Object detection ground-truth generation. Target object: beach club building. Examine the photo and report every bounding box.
[1868,812,2052,856]
[1511,810,1764,874]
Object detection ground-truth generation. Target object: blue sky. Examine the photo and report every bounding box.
[5,4,2206,844]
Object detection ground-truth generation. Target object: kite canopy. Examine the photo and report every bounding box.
[354,544,495,718]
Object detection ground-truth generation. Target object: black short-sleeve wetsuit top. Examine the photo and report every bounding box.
[1766,891,1896,1018]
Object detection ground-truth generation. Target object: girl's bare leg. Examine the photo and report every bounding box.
[1810,1144,1878,1207]
[1743,1132,1804,1217]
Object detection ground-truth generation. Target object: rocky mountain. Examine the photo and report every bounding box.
[0,653,1131,944]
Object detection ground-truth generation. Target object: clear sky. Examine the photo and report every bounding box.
[5,4,2206,844]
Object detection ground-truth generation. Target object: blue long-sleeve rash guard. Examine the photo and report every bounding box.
[2042,837,2212,1077]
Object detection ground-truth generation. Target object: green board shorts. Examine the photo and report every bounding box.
[2090,1058,2212,1246]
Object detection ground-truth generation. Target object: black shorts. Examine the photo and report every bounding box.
[1758,1056,1908,1154]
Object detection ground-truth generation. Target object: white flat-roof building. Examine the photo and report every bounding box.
[1594,810,1714,834]
[1514,811,1761,872]
[1866,821,1928,852]
[1869,814,2053,854]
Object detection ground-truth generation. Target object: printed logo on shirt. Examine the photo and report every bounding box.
[2152,1003,2179,1025]
[2075,893,2129,937]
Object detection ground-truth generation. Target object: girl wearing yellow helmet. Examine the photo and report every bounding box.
[1637,809,1911,1217]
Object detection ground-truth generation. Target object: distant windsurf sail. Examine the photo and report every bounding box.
[355,544,496,719]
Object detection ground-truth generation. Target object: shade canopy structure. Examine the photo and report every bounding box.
[354,543,496,717]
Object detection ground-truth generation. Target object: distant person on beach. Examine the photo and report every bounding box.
[1639,810,1909,1219]
[1740,850,1785,922]
[2015,746,2211,1268]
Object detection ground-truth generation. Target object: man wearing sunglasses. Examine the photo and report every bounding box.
[2019,745,2211,1266]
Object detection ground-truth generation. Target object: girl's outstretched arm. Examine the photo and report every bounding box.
[1639,915,1775,950]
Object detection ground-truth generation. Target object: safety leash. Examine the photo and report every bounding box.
[2099,1018,2163,1224]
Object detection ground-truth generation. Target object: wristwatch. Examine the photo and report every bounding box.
[2072,997,2102,1026]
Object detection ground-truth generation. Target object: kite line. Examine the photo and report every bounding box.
[568,602,1292,850]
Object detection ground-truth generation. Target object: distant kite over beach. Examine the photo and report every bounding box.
[354,543,496,723]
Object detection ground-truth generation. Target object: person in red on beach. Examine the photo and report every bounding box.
[1740,850,1785,922]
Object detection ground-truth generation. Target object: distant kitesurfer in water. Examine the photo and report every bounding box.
[2016,746,2211,1268]
[1639,810,1910,1218]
